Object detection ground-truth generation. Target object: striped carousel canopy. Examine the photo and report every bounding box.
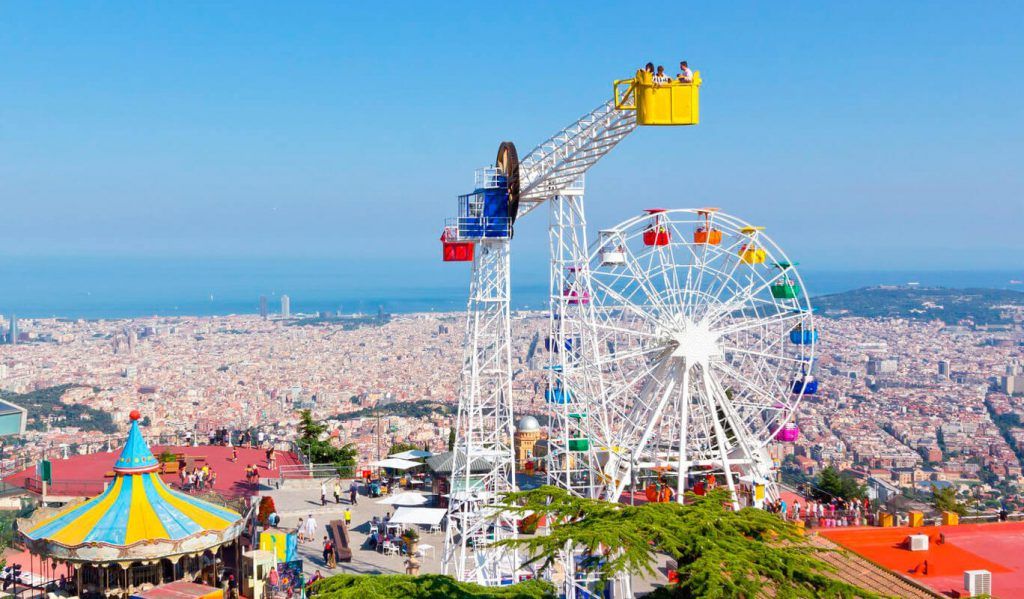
[22,412,242,556]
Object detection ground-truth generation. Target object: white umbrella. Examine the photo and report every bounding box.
[368,458,422,470]
[376,492,430,506]
[389,449,434,460]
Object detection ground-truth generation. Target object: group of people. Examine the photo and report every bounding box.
[318,478,360,505]
[296,513,319,542]
[367,513,405,553]
[643,60,693,85]
[178,463,218,493]
[766,495,874,527]
[244,463,262,487]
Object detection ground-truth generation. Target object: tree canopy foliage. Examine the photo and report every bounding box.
[298,409,357,477]
[812,466,866,501]
[932,486,968,516]
[497,486,880,599]
[309,574,554,599]
[388,442,420,457]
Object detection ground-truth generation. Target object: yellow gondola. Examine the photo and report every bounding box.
[614,69,702,126]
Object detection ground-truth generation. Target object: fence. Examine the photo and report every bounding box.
[24,477,105,497]
[277,463,342,481]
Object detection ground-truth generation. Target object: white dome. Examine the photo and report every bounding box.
[516,415,541,432]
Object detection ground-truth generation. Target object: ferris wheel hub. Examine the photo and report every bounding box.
[668,320,722,364]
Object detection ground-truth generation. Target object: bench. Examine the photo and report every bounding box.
[326,520,352,563]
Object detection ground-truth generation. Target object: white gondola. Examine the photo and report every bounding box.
[598,229,627,265]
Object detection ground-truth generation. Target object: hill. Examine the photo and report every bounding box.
[0,384,119,434]
[813,286,1024,325]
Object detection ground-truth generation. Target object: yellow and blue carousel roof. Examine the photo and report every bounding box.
[22,412,243,561]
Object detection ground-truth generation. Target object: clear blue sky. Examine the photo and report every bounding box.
[2,2,1022,286]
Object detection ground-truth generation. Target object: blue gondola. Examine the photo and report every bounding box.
[792,375,818,395]
[545,382,573,404]
[545,336,577,353]
[789,327,819,345]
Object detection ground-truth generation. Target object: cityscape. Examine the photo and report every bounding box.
[2,2,1023,599]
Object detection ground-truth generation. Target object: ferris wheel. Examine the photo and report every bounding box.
[577,208,818,507]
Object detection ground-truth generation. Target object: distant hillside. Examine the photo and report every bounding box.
[813,286,1024,325]
[0,384,118,434]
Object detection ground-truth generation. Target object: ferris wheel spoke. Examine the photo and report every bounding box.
[700,234,750,312]
[711,360,789,414]
[705,268,793,327]
[589,271,671,332]
[586,341,668,370]
[721,345,807,366]
[716,309,805,338]
[617,235,678,324]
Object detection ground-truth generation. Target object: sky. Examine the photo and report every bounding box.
[2,1,1022,292]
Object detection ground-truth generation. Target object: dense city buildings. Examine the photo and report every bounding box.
[1,309,1021,513]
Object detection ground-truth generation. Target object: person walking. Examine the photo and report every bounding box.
[320,481,328,506]
[333,480,342,504]
[344,508,352,527]
[349,481,359,505]
[304,514,318,542]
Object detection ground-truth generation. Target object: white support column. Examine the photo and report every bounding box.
[443,238,520,585]
[546,193,600,499]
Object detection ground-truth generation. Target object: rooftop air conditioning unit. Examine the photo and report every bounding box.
[964,569,992,597]
[908,534,929,551]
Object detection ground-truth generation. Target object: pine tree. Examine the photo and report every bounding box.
[933,486,967,516]
[497,486,882,598]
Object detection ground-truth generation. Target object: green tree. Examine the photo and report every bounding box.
[309,574,554,599]
[447,427,456,451]
[299,409,328,443]
[388,442,419,457]
[497,486,880,599]
[932,485,967,516]
[812,466,866,501]
[297,409,358,477]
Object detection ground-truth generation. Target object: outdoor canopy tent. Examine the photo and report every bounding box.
[388,449,434,460]
[387,507,447,526]
[368,458,422,470]
[376,492,430,506]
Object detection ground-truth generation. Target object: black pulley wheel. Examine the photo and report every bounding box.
[496,141,520,227]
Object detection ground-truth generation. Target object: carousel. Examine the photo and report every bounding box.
[19,411,245,596]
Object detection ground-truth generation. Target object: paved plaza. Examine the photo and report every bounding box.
[265,480,670,593]
[267,482,445,578]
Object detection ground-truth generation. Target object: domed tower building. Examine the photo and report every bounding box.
[514,415,542,472]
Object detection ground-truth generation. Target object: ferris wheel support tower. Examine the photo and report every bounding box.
[440,71,702,588]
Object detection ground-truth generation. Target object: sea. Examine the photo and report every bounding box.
[0,256,1020,320]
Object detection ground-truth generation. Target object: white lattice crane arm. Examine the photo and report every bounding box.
[514,100,637,219]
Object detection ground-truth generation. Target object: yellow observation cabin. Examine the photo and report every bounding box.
[614,68,702,125]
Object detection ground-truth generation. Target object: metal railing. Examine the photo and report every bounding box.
[277,463,343,481]
[24,477,105,497]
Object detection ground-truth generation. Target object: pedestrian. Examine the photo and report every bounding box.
[344,508,352,527]
[231,446,238,463]
[226,574,238,599]
[322,536,334,567]
[349,482,358,505]
[321,481,328,506]
[296,518,305,542]
[303,514,318,542]
[333,479,342,504]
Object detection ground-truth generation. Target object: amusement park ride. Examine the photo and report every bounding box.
[439,67,818,595]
